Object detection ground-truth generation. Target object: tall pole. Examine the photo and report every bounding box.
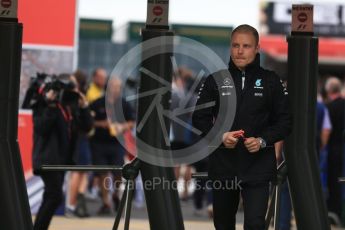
[136,0,184,229]
[285,5,330,229]
[0,0,33,229]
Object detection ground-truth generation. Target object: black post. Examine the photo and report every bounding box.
[135,1,184,229]
[285,35,330,229]
[138,29,184,230]
[0,4,33,230]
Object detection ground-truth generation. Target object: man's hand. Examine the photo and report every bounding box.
[45,89,57,102]
[94,120,110,129]
[244,137,261,153]
[275,141,284,162]
[78,92,89,108]
[222,130,244,148]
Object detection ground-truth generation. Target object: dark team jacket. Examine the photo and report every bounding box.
[192,54,292,182]
[32,103,93,175]
[327,97,345,153]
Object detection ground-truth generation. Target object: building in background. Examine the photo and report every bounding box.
[78,20,233,76]
[259,1,345,78]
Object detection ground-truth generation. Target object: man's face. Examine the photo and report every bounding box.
[94,69,107,89]
[230,32,259,71]
[107,78,122,101]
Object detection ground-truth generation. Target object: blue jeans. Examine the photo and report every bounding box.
[278,182,292,230]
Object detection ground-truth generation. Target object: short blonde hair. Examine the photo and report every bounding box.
[231,24,259,46]
[325,77,342,94]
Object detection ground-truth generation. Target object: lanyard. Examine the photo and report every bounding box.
[57,103,73,139]
[57,103,72,122]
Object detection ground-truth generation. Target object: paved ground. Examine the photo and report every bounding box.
[45,214,345,230]
[48,218,217,230]
[33,189,345,230]
[36,196,243,230]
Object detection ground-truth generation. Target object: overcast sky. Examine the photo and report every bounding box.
[79,0,259,29]
[78,0,343,41]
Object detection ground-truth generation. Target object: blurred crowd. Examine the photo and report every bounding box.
[28,66,215,229]
[28,65,345,229]
[27,68,136,229]
[277,75,345,229]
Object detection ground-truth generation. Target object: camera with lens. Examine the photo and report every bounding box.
[22,73,79,109]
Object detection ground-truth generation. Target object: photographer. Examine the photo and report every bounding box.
[31,74,93,230]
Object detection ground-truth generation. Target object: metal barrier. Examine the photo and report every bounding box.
[191,161,287,230]
[42,158,140,230]
[43,160,288,230]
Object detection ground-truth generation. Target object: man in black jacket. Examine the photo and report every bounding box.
[325,77,344,223]
[192,24,291,230]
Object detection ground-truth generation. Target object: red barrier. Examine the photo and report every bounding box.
[18,110,33,178]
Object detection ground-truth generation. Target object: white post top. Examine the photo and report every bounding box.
[0,0,17,19]
[146,0,169,27]
[291,4,313,34]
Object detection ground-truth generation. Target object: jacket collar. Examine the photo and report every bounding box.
[228,53,261,75]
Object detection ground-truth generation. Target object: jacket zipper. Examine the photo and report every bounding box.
[241,71,245,90]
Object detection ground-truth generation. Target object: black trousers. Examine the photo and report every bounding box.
[33,171,65,230]
[327,147,342,217]
[213,180,269,230]
[193,159,209,209]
